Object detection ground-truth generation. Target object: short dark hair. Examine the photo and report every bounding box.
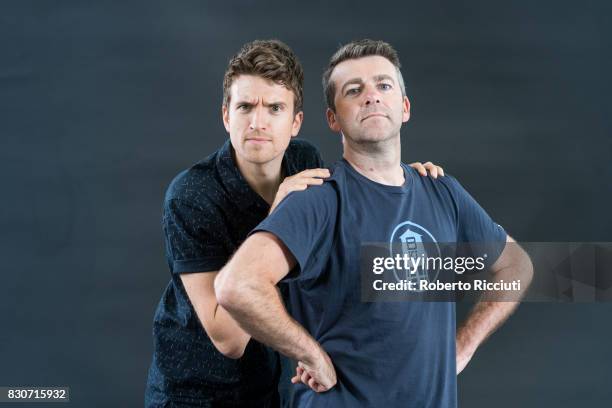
[322,39,406,111]
[223,39,304,113]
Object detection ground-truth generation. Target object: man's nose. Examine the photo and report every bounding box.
[249,107,267,131]
[364,86,381,105]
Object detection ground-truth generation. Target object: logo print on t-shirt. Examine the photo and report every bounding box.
[389,221,441,287]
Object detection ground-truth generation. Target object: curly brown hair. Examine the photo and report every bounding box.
[223,40,304,113]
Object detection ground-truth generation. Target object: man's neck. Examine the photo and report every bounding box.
[233,151,283,205]
[342,134,404,186]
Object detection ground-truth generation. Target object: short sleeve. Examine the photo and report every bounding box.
[444,176,507,266]
[250,184,337,282]
[163,198,229,274]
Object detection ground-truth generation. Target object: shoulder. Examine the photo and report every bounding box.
[285,138,323,168]
[164,150,221,214]
[415,171,488,217]
[402,166,469,217]
[286,138,320,156]
[404,164,464,197]
[292,180,338,201]
[432,173,464,195]
[274,181,338,215]
[432,173,479,205]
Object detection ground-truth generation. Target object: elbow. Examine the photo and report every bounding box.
[524,250,534,280]
[213,339,247,359]
[518,248,534,288]
[214,268,242,312]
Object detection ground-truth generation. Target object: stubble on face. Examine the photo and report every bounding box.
[329,56,408,149]
[224,75,299,166]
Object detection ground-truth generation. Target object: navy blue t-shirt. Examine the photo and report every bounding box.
[145,139,323,407]
[253,159,507,408]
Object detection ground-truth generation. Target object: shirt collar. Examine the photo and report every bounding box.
[216,139,279,211]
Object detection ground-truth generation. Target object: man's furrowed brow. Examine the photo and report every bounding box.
[340,78,364,94]
[262,100,287,107]
[233,96,258,106]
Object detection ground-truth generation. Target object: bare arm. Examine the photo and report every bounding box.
[215,232,336,392]
[456,235,533,374]
[176,170,331,360]
[180,272,250,359]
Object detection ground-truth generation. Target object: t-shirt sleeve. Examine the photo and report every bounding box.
[250,185,337,282]
[444,175,507,267]
[163,197,229,274]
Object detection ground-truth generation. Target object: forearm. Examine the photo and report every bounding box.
[216,276,322,364]
[180,272,250,358]
[457,244,533,355]
[215,233,337,391]
[457,300,518,357]
[205,303,251,358]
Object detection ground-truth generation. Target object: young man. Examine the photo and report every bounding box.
[145,40,443,407]
[215,40,533,407]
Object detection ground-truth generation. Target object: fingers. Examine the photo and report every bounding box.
[410,161,445,178]
[291,366,304,384]
[291,177,324,187]
[292,366,315,390]
[424,161,445,178]
[301,367,310,384]
[301,177,325,186]
[409,162,427,176]
[281,177,324,194]
[291,365,305,384]
[424,161,438,178]
[271,171,328,213]
[291,362,332,393]
[278,169,329,198]
[308,377,320,391]
[293,168,331,179]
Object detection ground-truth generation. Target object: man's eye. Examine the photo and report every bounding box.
[271,105,282,112]
[346,88,360,96]
[237,104,250,111]
[378,83,392,90]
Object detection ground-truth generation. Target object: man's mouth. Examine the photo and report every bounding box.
[361,113,388,121]
[246,137,272,144]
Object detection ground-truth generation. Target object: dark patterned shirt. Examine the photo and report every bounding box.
[145,138,323,407]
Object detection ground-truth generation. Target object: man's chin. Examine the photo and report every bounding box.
[347,131,397,144]
[239,150,278,165]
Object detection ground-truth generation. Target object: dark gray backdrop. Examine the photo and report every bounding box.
[1,1,611,407]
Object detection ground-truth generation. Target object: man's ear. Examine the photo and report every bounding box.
[222,105,230,133]
[291,111,304,137]
[326,108,341,132]
[402,96,411,123]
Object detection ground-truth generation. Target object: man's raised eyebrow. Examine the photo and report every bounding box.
[340,78,364,95]
[373,74,395,84]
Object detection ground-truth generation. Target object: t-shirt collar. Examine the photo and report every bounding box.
[340,158,413,193]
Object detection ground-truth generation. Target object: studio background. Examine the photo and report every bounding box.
[1,1,611,406]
